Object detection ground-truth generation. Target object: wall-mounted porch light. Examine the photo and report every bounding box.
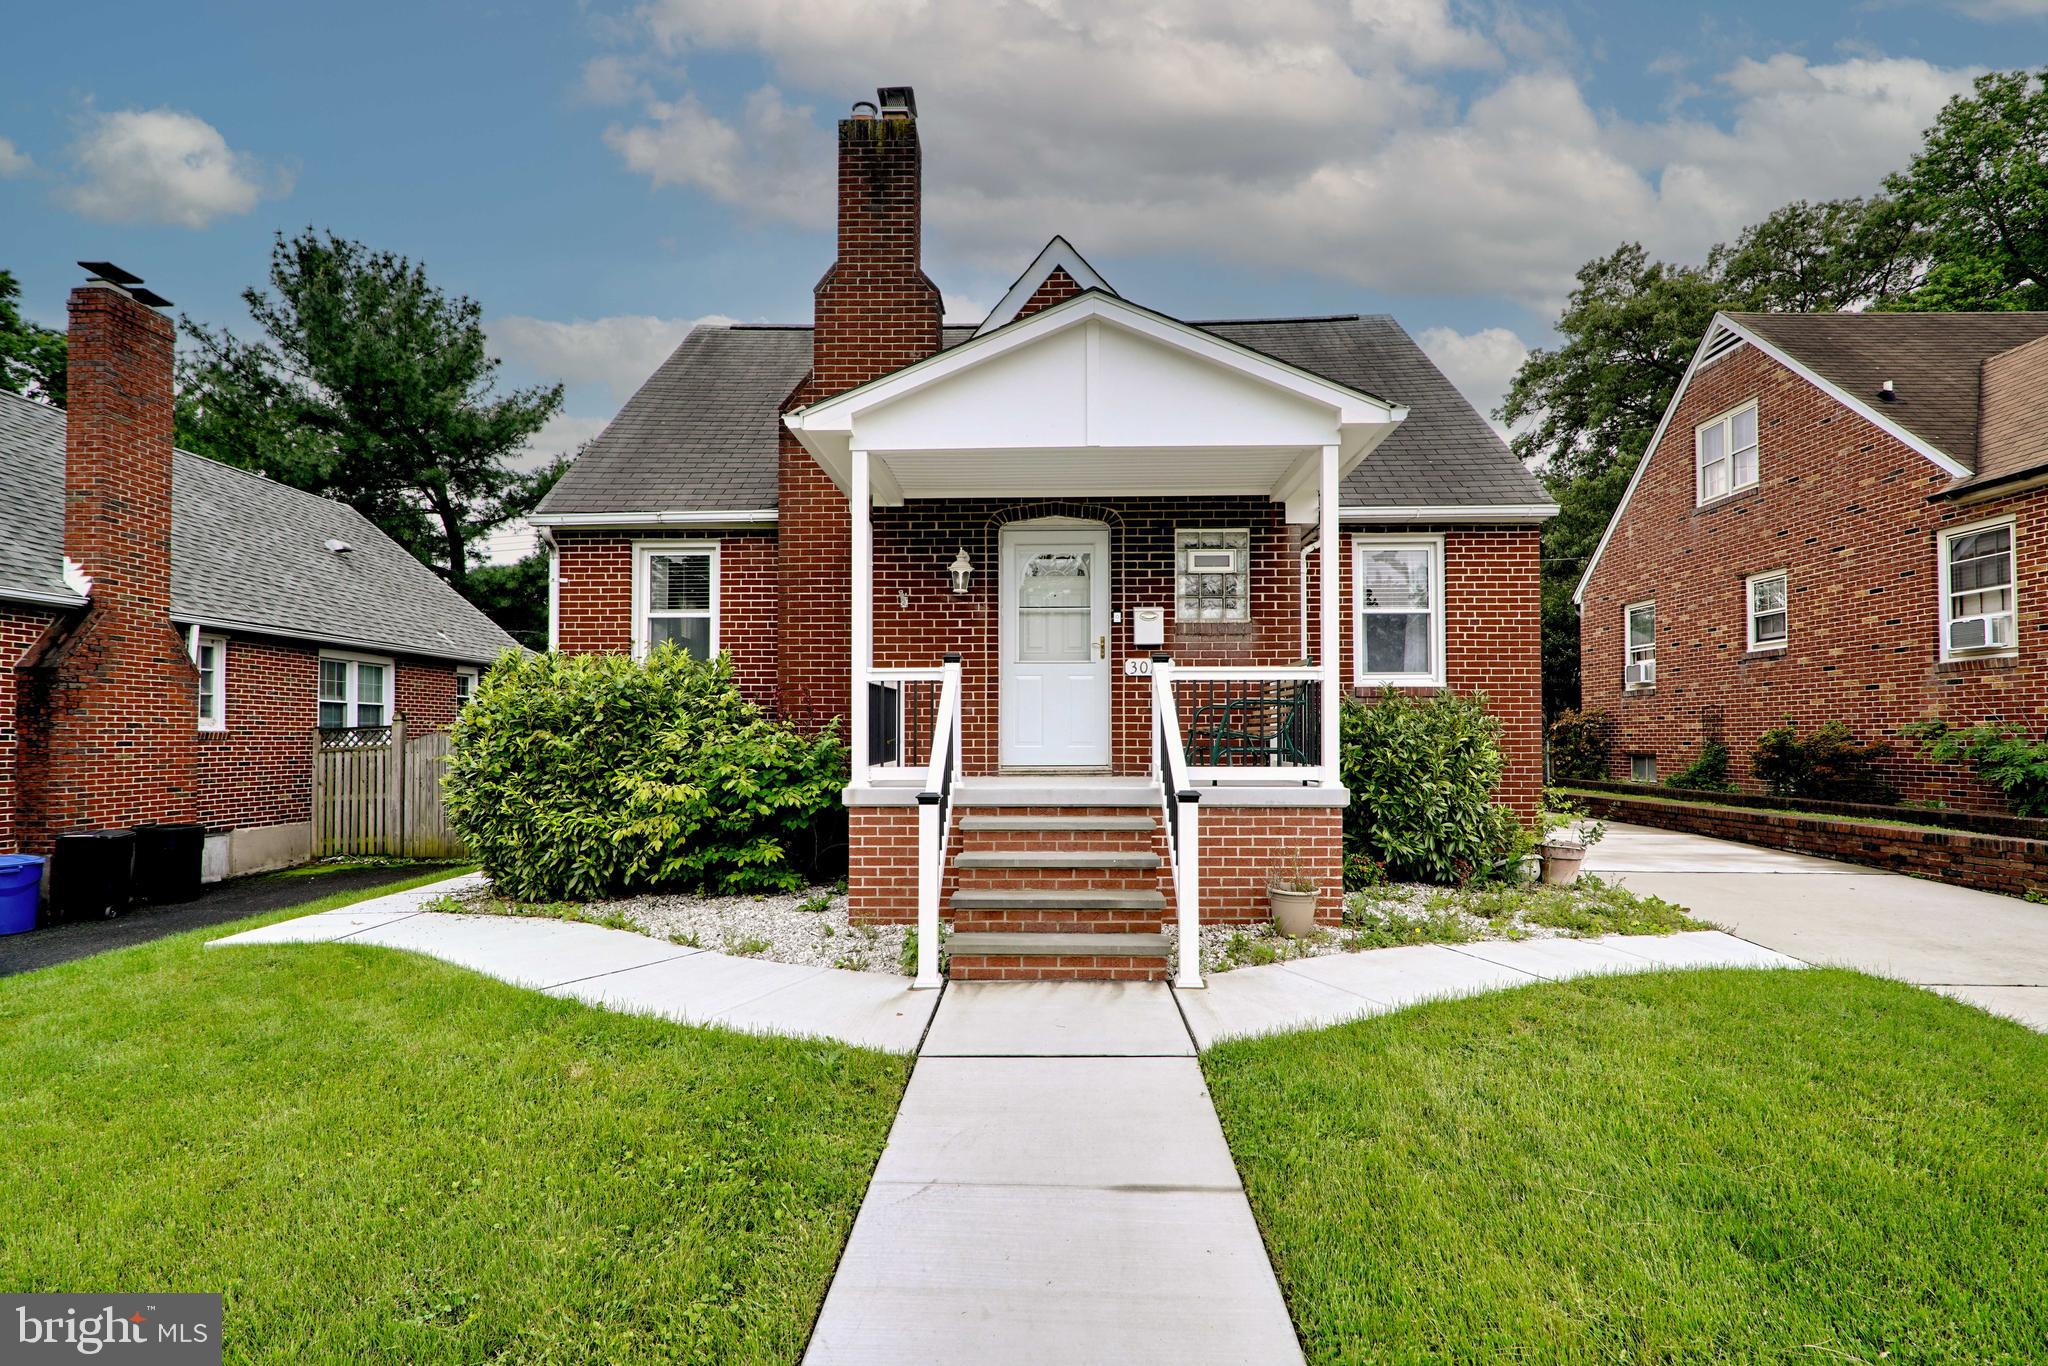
[948,547,975,596]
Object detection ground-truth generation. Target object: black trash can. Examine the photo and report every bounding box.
[135,823,207,905]
[48,829,137,922]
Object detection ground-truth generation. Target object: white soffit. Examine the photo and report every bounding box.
[973,235,1116,337]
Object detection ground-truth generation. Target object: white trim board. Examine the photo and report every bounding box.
[1573,311,1972,606]
[528,509,777,529]
[1342,503,1556,523]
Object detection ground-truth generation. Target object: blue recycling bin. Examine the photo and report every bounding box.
[0,854,43,935]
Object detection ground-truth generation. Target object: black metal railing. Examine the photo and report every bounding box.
[1174,677,1322,768]
[868,676,942,769]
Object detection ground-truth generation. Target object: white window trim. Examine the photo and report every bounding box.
[454,666,480,708]
[630,540,721,661]
[1630,753,1657,783]
[1624,599,1656,691]
[196,632,227,732]
[1173,527,1251,623]
[1938,514,2019,662]
[1694,399,1759,507]
[1745,570,1788,653]
[318,648,395,728]
[1351,532,1447,687]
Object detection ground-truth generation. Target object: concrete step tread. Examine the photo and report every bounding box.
[951,889,1168,911]
[958,815,1158,833]
[948,932,1171,958]
[953,851,1161,870]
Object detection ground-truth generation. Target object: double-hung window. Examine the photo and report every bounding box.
[633,541,718,661]
[1696,401,1759,504]
[1940,519,2017,658]
[454,667,480,709]
[1175,528,1250,622]
[1625,601,1656,690]
[1747,571,1788,651]
[319,652,392,728]
[1353,534,1444,685]
[195,634,227,731]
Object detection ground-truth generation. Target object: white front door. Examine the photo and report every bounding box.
[1000,522,1111,768]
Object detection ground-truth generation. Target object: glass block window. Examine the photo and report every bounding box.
[1175,528,1250,622]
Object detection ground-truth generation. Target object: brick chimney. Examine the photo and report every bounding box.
[17,266,199,849]
[779,87,944,724]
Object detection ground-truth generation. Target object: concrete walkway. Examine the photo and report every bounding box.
[209,874,938,1053]
[804,983,1302,1365]
[1589,822,2048,1030]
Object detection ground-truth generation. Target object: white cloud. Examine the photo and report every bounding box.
[591,3,1975,308]
[0,137,32,178]
[1944,0,2048,17]
[489,312,735,403]
[60,108,286,228]
[1417,325,1529,437]
[579,54,652,105]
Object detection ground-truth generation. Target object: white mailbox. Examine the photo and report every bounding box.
[1130,606,1165,647]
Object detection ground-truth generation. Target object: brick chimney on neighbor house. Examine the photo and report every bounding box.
[778,86,945,724]
[16,265,199,850]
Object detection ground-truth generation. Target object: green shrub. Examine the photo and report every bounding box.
[1546,708,1614,782]
[1664,739,1734,791]
[1903,720,2048,818]
[443,648,847,901]
[1752,721,1898,804]
[1339,689,1531,885]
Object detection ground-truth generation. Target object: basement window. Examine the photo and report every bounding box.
[1940,518,2017,659]
[319,651,393,729]
[1695,400,1759,505]
[196,634,227,732]
[1175,528,1250,622]
[1631,753,1657,783]
[634,541,719,661]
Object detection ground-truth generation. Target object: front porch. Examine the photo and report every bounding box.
[783,291,1404,986]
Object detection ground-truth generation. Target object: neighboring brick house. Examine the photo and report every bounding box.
[0,268,518,879]
[1577,310,2048,813]
[533,88,1554,984]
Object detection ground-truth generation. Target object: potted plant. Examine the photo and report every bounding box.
[1537,793,1606,886]
[1268,857,1321,937]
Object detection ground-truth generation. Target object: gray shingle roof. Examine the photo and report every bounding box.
[537,313,1547,517]
[1731,310,2048,474]
[0,391,519,663]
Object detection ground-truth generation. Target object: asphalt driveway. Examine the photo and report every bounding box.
[1588,822,2048,1030]
[0,863,461,978]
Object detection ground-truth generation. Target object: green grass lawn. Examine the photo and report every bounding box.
[0,874,910,1363]
[1206,969,2047,1364]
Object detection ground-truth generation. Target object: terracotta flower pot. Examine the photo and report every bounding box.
[1269,885,1320,937]
[1539,842,1587,886]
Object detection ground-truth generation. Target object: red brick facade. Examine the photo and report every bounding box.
[0,606,58,854]
[1581,340,2047,813]
[1012,267,1084,321]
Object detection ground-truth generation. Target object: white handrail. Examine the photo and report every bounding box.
[1151,657,1202,990]
[913,655,963,990]
[1168,665,1322,681]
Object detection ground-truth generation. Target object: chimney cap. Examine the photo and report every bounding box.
[876,86,916,118]
[77,260,143,286]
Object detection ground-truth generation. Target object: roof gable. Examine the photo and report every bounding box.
[973,236,1115,337]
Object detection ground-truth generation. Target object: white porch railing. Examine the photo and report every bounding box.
[912,654,964,990]
[1150,657,1203,990]
[1165,666,1332,787]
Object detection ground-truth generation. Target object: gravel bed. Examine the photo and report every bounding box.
[454,882,910,976]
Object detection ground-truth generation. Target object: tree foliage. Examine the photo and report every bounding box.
[0,269,67,406]
[175,230,565,592]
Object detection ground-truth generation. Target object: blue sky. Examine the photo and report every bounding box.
[3,0,2043,462]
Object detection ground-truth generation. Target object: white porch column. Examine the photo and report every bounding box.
[1319,442,1340,785]
[850,447,872,779]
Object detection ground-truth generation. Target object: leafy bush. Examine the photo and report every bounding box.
[1903,720,2048,818]
[1340,689,1531,885]
[1752,721,1898,804]
[1546,708,1614,782]
[444,648,847,901]
[1664,740,1734,791]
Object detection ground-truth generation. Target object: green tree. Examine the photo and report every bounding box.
[1885,68,2047,312]
[463,456,570,651]
[0,269,67,406]
[176,230,565,593]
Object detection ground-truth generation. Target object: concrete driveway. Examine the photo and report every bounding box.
[1587,822,2048,1030]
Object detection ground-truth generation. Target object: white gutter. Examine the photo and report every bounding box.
[1341,503,1557,523]
[526,509,777,529]
[0,586,88,611]
[169,613,509,667]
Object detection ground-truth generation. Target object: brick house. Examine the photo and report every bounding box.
[533,88,1553,985]
[1577,310,2048,812]
[0,267,518,880]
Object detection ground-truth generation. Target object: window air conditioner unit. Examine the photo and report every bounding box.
[1948,615,2012,652]
[1626,661,1656,688]
[1186,548,1239,574]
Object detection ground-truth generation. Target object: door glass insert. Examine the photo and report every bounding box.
[1017,549,1092,661]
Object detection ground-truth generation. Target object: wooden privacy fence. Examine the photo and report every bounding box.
[310,716,466,859]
